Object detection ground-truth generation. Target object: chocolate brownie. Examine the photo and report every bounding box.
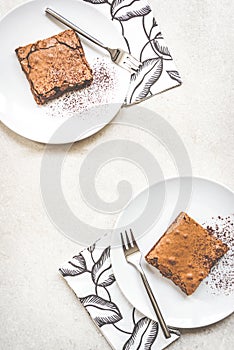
[15,30,93,105]
[145,212,229,295]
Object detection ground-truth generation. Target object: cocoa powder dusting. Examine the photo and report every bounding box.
[203,215,234,295]
[44,57,117,117]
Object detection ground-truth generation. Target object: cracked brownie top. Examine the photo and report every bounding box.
[15,30,93,105]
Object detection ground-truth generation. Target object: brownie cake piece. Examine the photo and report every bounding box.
[145,212,229,295]
[15,29,93,105]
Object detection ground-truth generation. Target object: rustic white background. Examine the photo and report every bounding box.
[0,0,233,349]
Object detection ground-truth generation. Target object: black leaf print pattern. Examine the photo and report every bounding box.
[167,70,182,84]
[123,317,158,349]
[81,0,181,104]
[59,267,82,277]
[87,244,96,253]
[152,38,171,59]
[72,254,87,268]
[111,0,151,21]
[92,246,115,287]
[59,253,87,277]
[127,58,163,103]
[61,241,180,347]
[80,294,122,327]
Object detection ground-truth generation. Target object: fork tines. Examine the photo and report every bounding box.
[125,54,142,72]
[120,229,139,251]
[109,48,141,73]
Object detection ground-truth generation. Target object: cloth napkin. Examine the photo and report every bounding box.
[83,0,181,105]
[59,235,180,350]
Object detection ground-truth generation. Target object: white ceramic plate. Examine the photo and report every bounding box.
[0,0,130,144]
[110,177,234,328]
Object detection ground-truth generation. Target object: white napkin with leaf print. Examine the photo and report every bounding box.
[82,0,181,105]
[59,239,180,349]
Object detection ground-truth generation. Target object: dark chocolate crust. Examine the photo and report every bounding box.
[15,30,93,105]
[145,212,229,295]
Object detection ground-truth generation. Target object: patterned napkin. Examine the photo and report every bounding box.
[59,235,180,350]
[83,0,181,105]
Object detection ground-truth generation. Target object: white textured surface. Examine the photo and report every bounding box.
[0,0,234,349]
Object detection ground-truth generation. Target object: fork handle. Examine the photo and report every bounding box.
[45,8,107,51]
[139,269,171,339]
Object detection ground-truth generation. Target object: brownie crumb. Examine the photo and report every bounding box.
[44,57,117,118]
[203,215,234,295]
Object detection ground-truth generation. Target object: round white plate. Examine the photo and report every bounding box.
[110,177,234,328]
[0,0,130,144]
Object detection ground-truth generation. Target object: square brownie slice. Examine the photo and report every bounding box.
[15,29,93,105]
[145,212,229,295]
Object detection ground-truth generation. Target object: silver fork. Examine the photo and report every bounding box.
[121,229,171,339]
[45,8,142,74]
